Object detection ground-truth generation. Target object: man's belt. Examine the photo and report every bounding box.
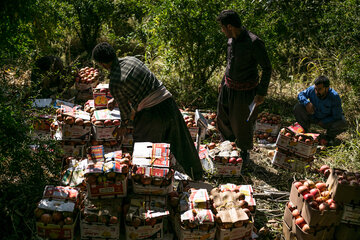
[225,76,258,91]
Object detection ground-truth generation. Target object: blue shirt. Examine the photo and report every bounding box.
[298,85,343,124]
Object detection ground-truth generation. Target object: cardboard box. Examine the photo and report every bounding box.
[276,134,318,158]
[61,143,86,158]
[36,214,78,240]
[326,169,360,204]
[132,178,174,196]
[125,220,163,240]
[272,150,311,172]
[282,220,294,240]
[174,213,216,240]
[255,121,281,136]
[75,80,99,91]
[215,218,253,240]
[202,150,242,177]
[334,223,360,240]
[87,178,127,199]
[132,142,171,168]
[289,181,306,210]
[80,220,120,239]
[291,218,326,240]
[301,200,339,227]
[283,203,294,228]
[54,123,91,141]
[341,204,360,225]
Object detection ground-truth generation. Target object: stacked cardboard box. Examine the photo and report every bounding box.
[272,123,318,171]
[283,179,342,240]
[124,195,169,239]
[35,186,80,240]
[211,184,255,240]
[75,67,100,101]
[326,168,360,239]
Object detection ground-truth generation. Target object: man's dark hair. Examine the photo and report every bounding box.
[92,42,117,63]
[216,10,242,28]
[314,75,330,87]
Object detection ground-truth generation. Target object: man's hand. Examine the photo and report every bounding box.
[107,98,116,111]
[306,102,315,115]
[253,95,265,105]
[112,126,127,140]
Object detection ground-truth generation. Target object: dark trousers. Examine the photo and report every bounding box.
[133,97,203,180]
[293,103,347,138]
[217,84,258,151]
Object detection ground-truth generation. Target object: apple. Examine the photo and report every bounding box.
[294,181,303,189]
[236,158,243,164]
[302,224,310,233]
[315,182,327,191]
[319,202,330,211]
[310,188,320,198]
[303,193,314,202]
[319,165,330,174]
[309,201,319,210]
[228,157,236,164]
[292,209,300,218]
[295,217,306,228]
[298,186,309,195]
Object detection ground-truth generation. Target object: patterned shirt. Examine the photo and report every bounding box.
[109,56,162,121]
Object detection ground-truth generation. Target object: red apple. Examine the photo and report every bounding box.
[303,193,314,202]
[294,181,303,189]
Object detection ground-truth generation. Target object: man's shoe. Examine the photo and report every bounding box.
[240,150,250,165]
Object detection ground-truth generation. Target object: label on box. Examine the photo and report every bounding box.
[132,142,170,168]
[135,166,169,178]
[188,189,210,209]
[87,178,127,198]
[94,109,120,121]
[93,125,117,141]
[93,92,108,109]
[42,185,79,201]
[91,145,105,161]
[38,199,75,212]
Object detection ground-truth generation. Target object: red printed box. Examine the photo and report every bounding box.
[87,178,127,199]
[132,142,171,168]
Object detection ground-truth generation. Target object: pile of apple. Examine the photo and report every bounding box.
[332,168,360,186]
[131,167,174,187]
[84,101,95,114]
[35,208,75,226]
[91,115,120,126]
[75,67,100,84]
[85,161,129,185]
[279,128,317,145]
[293,180,337,211]
[287,201,310,233]
[257,112,281,125]
[255,132,276,143]
[126,215,160,228]
[55,108,91,127]
[183,114,197,128]
[208,142,242,165]
[81,199,119,225]
[203,112,217,127]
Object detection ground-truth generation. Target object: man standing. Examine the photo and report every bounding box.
[92,42,204,180]
[294,76,347,144]
[216,10,272,162]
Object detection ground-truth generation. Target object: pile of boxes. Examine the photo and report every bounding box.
[283,169,360,240]
[168,182,256,240]
[272,122,318,171]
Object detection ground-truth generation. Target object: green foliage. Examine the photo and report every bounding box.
[142,0,226,107]
[0,70,62,239]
